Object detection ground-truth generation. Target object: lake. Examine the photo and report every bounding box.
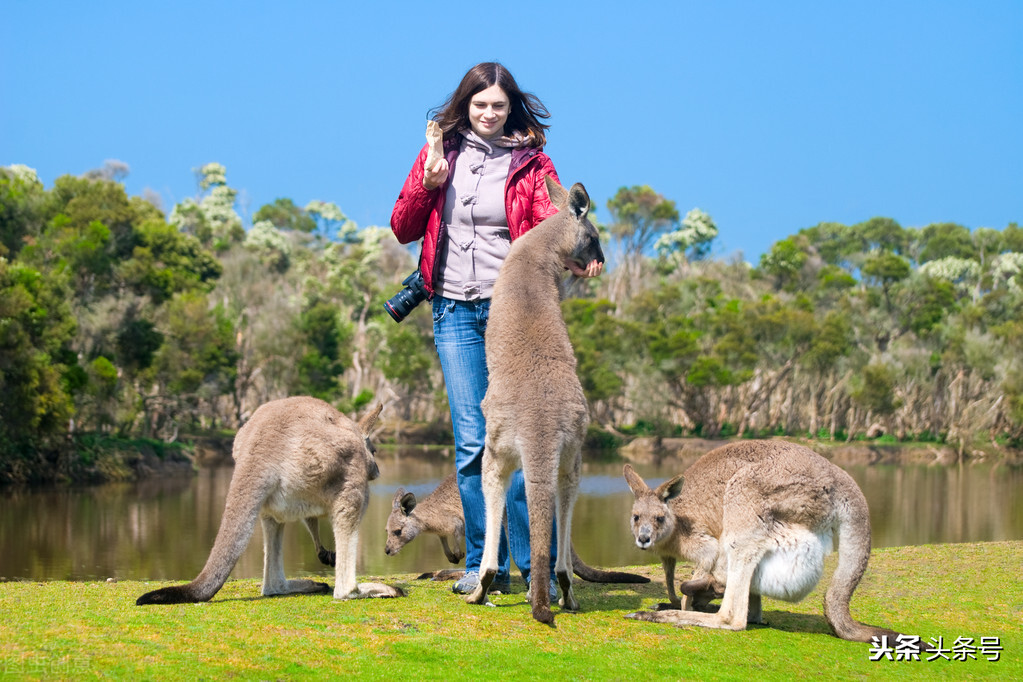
[1,447,1021,582]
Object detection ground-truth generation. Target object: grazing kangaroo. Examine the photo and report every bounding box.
[385,473,649,584]
[623,440,913,643]
[136,397,403,605]
[465,176,605,625]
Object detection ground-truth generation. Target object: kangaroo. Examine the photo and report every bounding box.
[384,473,649,584]
[136,397,403,605]
[623,440,914,643]
[465,176,605,625]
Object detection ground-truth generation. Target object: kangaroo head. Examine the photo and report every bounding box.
[384,488,421,556]
[624,464,685,550]
[543,175,605,273]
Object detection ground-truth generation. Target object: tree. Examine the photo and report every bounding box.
[862,251,911,311]
[916,222,977,263]
[149,292,239,435]
[0,165,48,258]
[654,208,718,267]
[855,217,907,254]
[759,237,810,291]
[0,258,77,479]
[169,163,244,250]
[253,198,316,233]
[606,185,679,257]
[605,185,679,304]
[296,294,352,400]
[563,298,629,425]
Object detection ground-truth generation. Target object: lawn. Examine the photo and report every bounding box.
[0,542,1018,680]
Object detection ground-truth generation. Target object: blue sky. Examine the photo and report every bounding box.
[3,1,1020,263]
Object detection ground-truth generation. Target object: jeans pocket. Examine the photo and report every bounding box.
[432,298,456,326]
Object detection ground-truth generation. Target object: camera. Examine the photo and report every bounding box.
[384,270,429,323]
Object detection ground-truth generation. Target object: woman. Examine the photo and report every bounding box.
[390,62,601,597]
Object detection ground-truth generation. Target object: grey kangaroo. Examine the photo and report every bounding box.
[384,473,649,584]
[136,397,403,605]
[623,440,915,643]
[465,176,605,625]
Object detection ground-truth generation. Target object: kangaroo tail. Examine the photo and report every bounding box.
[524,471,556,626]
[137,475,266,606]
[570,546,649,583]
[823,473,905,642]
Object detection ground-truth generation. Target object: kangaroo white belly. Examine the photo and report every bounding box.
[263,489,326,523]
[751,527,832,602]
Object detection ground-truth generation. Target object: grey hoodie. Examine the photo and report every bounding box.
[436,130,514,301]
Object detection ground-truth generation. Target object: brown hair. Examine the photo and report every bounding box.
[430,62,551,148]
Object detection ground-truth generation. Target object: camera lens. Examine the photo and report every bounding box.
[384,288,417,323]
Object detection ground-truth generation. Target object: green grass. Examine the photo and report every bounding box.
[1,542,1019,680]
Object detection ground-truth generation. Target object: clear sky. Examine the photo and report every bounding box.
[2,0,1020,263]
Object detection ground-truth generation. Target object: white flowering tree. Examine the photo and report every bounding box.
[306,200,356,242]
[919,256,982,296]
[4,164,41,185]
[245,220,292,272]
[169,162,244,249]
[655,207,718,261]
[991,252,1023,293]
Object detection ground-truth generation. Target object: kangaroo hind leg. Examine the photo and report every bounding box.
[555,451,581,612]
[330,488,403,600]
[466,441,511,605]
[261,516,329,596]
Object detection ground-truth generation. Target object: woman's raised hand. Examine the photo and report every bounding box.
[423,159,449,190]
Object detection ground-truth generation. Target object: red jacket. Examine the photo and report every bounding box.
[390,138,560,297]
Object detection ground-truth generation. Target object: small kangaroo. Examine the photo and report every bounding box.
[623,440,913,642]
[385,473,649,584]
[136,397,403,605]
[466,176,605,625]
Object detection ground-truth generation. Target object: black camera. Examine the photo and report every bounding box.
[384,270,429,323]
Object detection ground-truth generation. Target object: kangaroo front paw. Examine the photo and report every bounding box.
[317,548,336,567]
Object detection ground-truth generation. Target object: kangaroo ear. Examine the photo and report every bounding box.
[358,403,383,433]
[568,183,590,220]
[399,491,417,515]
[391,488,407,510]
[544,174,568,209]
[655,474,685,502]
[623,464,648,497]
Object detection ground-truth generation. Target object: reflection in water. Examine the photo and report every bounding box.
[0,447,1020,582]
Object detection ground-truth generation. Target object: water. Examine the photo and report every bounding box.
[1,447,1020,582]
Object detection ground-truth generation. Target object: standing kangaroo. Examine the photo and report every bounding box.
[623,440,913,642]
[136,397,403,605]
[465,176,605,625]
[385,473,649,584]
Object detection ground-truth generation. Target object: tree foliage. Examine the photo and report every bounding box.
[2,161,1022,482]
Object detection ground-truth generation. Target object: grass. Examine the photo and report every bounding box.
[1,542,1019,681]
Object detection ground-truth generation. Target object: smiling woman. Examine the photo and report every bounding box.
[467,85,510,140]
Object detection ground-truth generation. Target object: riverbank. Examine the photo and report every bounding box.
[618,435,1023,468]
[3,426,1020,487]
[1,542,1018,679]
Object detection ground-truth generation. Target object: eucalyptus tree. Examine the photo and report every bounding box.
[169,163,244,250]
[604,185,679,305]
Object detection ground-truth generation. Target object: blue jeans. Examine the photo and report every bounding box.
[432,296,555,581]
